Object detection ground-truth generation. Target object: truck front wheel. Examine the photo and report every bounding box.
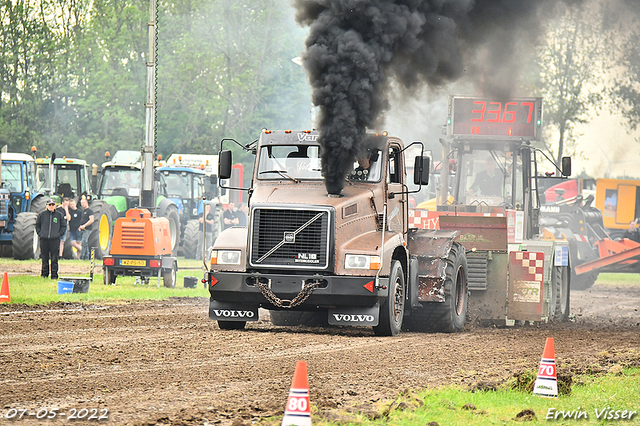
[373,260,405,337]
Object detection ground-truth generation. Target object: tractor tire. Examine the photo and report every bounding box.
[13,212,40,260]
[29,196,46,214]
[373,260,405,336]
[550,265,570,321]
[163,262,177,288]
[404,242,468,333]
[162,205,181,255]
[568,239,599,291]
[62,239,74,259]
[218,321,246,330]
[89,200,115,259]
[0,244,13,258]
[182,219,201,259]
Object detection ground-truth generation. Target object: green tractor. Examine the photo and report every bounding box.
[94,150,181,258]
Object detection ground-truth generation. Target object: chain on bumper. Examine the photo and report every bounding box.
[254,279,323,308]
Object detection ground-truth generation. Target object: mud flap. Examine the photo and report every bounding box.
[328,302,379,326]
[209,301,259,322]
[508,251,544,322]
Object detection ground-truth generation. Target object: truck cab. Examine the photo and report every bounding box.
[206,129,470,336]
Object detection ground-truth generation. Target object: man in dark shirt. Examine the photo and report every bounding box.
[223,202,239,230]
[78,197,95,260]
[199,202,216,249]
[468,157,503,197]
[68,198,83,258]
[36,198,67,279]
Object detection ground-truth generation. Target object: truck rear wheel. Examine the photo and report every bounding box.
[218,321,246,330]
[373,260,405,336]
[405,242,468,333]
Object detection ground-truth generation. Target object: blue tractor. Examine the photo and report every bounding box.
[0,151,47,259]
[157,155,223,259]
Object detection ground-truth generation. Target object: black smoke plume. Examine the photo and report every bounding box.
[294,0,569,195]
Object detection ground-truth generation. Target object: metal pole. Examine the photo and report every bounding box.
[141,0,157,209]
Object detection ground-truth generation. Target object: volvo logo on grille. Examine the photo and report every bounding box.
[284,232,295,243]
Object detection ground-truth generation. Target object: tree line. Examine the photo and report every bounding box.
[1,0,639,173]
[0,0,311,168]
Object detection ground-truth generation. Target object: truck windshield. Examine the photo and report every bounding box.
[162,172,192,198]
[459,149,522,207]
[348,149,383,182]
[100,168,141,196]
[37,164,50,192]
[257,145,323,180]
[1,163,23,193]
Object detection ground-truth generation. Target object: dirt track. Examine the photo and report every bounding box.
[0,281,639,426]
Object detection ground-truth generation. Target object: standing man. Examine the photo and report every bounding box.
[223,202,239,230]
[36,198,67,279]
[57,197,71,257]
[78,197,95,260]
[236,203,248,226]
[199,202,216,249]
[68,198,83,259]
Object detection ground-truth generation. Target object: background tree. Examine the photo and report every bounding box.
[524,1,611,166]
[612,29,640,139]
[157,0,310,167]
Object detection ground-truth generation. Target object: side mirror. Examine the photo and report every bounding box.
[413,156,430,186]
[219,150,232,180]
[561,157,571,177]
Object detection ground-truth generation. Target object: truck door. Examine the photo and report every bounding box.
[387,144,405,234]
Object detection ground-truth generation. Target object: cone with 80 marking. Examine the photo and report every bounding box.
[282,360,311,426]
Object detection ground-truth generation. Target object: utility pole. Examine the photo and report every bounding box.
[141,0,157,209]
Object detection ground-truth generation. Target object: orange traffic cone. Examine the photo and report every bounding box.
[282,361,311,426]
[533,337,558,398]
[0,272,10,303]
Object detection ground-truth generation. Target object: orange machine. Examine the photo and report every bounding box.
[102,208,177,287]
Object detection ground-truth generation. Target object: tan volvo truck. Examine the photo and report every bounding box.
[205,129,468,336]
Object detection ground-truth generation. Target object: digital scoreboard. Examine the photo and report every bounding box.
[447,96,543,140]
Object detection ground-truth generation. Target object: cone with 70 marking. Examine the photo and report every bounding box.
[282,360,311,426]
[533,337,558,398]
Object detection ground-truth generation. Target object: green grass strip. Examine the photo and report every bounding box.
[307,367,640,426]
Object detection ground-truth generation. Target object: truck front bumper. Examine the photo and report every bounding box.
[207,271,389,309]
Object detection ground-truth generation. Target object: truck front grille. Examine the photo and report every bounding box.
[0,200,7,217]
[250,207,330,269]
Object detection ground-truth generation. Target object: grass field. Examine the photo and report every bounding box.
[0,257,210,305]
[304,367,640,426]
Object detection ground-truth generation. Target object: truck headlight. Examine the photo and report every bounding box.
[211,250,241,265]
[345,254,381,270]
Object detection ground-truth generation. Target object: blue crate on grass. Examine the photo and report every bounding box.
[58,281,74,294]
